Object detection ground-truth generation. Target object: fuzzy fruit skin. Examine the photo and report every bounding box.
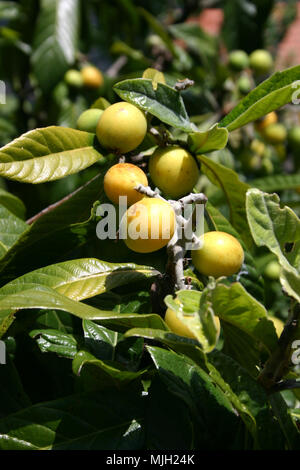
[76,109,103,133]
[263,123,287,144]
[229,50,249,71]
[165,307,221,340]
[96,102,147,154]
[104,163,148,206]
[255,112,277,133]
[192,231,244,278]
[81,65,104,88]
[249,49,273,74]
[122,198,176,253]
[149,146,199,198]
[64,69,83,88]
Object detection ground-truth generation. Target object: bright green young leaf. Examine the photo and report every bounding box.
[164,289,220,353]
[113,78,196,132]
[0,258,158,301]
[188,124,228,154]
[142,68,166,90]
[197,154,252,247]
[31,0,79,92]
[0,126,104,183]
[220,65,300,132]
[91,97,111,110]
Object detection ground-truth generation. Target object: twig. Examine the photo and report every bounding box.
[106,55,128,78]
[26,173,101,225]
[269,379,300,394]
[134,184,207,291]
[174,78,195,92]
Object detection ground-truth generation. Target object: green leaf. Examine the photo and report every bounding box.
[251,173,300,192]
[188,124,229,154]
[0,205,27,258]
[0,285,167,332]
[0,388,145,449]
[0,126,104,183]
[91,97,111,110]
[220,66,300,131]
[209,351,288,450]
[113,78,196,133]
[0,258,158,301]
[32,0,79,92]
[29,329,79,359]
[164,290,220,353]
[0,188,26,219]
[72,350,146,391]
[211,282,278,355]
[246,189,300,302]
[197,154,252,247]
[82,319,121,361]
[125,327,207,368]
[147,346,244,450]
[0,172,107,284]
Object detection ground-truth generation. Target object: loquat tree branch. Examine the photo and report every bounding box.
[134,184,207,291]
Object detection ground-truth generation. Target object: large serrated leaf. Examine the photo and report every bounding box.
[220,65,300,132]
[246,189,300,302]
[113,78,196,132]
[0,126,103,183]
[31,0,79,92]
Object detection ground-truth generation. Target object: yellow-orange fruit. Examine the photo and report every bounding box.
[81,65,104,89]
[122,197,176,253]
[192,231,244,278]
[104,163,148,206]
